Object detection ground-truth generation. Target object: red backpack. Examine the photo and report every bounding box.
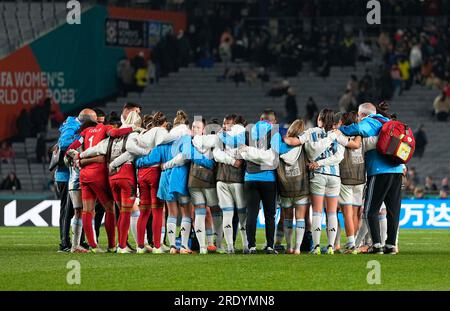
[372,117,415,164]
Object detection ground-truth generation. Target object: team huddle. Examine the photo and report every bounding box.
[54,101,410,255]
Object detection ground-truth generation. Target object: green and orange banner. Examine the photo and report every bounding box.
[0,5,186,140]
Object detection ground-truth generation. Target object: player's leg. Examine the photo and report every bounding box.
[117,179,136,253]
[324,175,341,254]
[280,198,294,254]
[81,183,98,250]
[232,182,248,253]
[294,200,308,255]
[258,182,277,254]
[339,184,355,253]
[149,168,164,253]
[244,181,261,253]
[274,207,285,252]
[130,202,140,249]
[310,174,326,254]
[190,188,208,254]
[206,188,222,253]
[69,189,86,253]
[383,174,402,254]
[217,181,235,253]
[205,206,216,252]
[93,179,117,251]
[179,198,192,253]
[137,179,152,251]
[166,200,179,253]
[379,204,388,248]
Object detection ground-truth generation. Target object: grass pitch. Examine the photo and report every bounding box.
[0,227,449,290]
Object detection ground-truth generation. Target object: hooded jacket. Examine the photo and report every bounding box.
[56,116,81,182]
[339,113,404,176]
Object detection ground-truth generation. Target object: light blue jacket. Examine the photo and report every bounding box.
[55,117,81,182]
[220,121,291,182]
[339,114,404,176]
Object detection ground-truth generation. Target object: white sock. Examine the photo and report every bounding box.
[212,209,223,249]
[295,219,305,251]
[167,216,177,247]
[312,211,322,247]
[237,207,248,250]
[71,217,82,248]
[130,210,140,246]
[326,212,338,247]
[160,226,166,246]
[379,214,387,247]
[180,217,192,249]
[222,209,234,251]
[206,228,214,246]
[194,209,206,249]
[283,218,293,250]
[347,235,355,247]
[356,216,368,247]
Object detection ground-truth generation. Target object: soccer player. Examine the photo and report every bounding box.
[277,119,310,255]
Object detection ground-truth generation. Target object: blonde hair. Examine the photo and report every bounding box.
[173,110,189,126]
[286,119,305,137]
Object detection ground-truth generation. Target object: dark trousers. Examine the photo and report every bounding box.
[94,201,104,241]
[244,181,277,249]
[56,181,73,249]
[364,173,402,246]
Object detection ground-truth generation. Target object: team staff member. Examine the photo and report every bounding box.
[54,109,96,252]
[340,102,404,254]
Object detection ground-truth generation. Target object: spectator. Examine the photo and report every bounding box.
[433,91,450,121]
[408,166,420,185]
[347,75,359,96]
[116,57,135,96]
[414,124,428,158]
[439,190,448,199]
[232,67,246,87]
[413,186,425,199]
[305,97,318,122]
[36,132,52,163]
[1,172,21,191]
[442,177,449,192]
[219,37,233,69]
[131,51,147,71]
[16,109,31,142]
[424,176,438,192]
[339,89,356,113]
[0,142,15,164]
[398,56,411,91]
[410,41,423,84]
[284,87,297,124]
[391,64,402,96]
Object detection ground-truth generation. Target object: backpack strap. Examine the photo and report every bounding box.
[105,138,114,164]
[371,116,387,124]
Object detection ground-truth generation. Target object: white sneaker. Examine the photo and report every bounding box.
[117,247,132,254]
[152,247,163,254]
[160,244,170,252]
[199,248,208,255]
[136,246,150,254]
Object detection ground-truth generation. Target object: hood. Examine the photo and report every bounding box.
[251,120,272,141]
[59,116,80,133]
[367,113,389,123]
[170,124,191,138]
[230,124,246,135]
[280,146,302,165]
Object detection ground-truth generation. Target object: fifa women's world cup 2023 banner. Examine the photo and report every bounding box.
[0,5,186,141]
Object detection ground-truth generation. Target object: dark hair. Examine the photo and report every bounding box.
[375,101,394,119]
[341,111,358,126]
[318,108,335,132]
[235,115,247,127]
[123,102,142,110]
[261,108,276,122]
[209,117,219,125]
[224,114,237,122]
[78,120,97,134]
[152,111,167,127]
[166,122,173,131]
[107,112,121,127]
[142,114,154,129]
[93,108,106,118]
